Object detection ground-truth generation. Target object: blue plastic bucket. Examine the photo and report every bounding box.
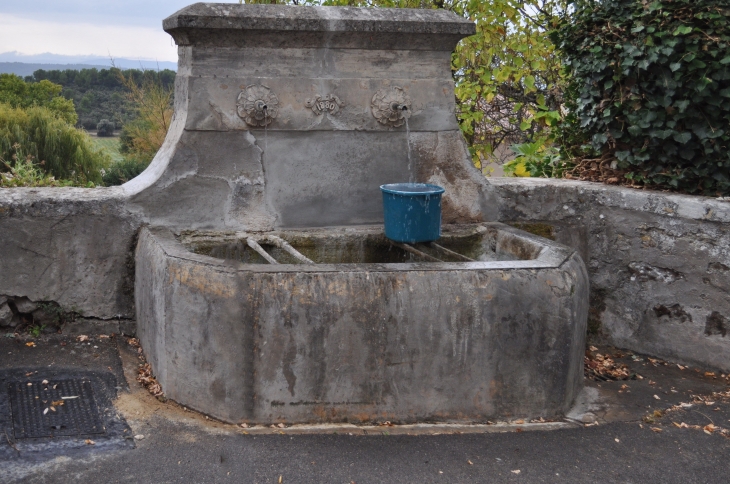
[380,183,445,243]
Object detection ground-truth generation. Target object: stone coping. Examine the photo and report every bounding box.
[490,178,730,224]
[164,3,475,35]
[3,179,728,224]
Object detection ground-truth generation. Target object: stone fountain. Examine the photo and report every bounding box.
[132,3,588,424]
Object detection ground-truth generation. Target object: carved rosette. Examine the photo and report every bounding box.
[237,85,279,127]
[371,86,412,127]
[305,94,344,115]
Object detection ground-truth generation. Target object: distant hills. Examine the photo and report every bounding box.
[0,62,112,77]
[0,52,177,76]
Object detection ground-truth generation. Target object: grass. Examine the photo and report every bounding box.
[91,136,124,163]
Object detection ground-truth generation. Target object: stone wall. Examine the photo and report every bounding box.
[0,187,139,332]
[491,178,730,372]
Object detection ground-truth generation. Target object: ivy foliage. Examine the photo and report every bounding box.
[552,0,730,195]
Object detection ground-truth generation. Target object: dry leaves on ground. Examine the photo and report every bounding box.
[137,363,164,397]
[584,349,633,381]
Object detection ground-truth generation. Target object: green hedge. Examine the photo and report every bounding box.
[553,0,730,195]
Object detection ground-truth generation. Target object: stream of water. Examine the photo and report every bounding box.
[404,116,413,183]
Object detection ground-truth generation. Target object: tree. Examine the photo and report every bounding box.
[0,74,77,125]
[115,69,173,161]
[96,119,116,137]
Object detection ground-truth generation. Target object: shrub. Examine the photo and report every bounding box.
[0,143,72,187]
[102,155,150,186]
[553,0,730,196]
[97,118,115,137]
[503,137,570,178]
[0,103,109,185]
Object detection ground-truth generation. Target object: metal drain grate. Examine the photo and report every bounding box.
[8,379,106,439]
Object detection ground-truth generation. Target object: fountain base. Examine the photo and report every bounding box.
[136,223,588,424]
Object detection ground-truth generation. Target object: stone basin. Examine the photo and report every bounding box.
[135,223,588,424]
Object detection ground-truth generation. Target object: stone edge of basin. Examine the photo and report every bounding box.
[163,3,475,49]
[149,222,578,272]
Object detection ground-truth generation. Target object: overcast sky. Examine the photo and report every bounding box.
[0,1,211,61]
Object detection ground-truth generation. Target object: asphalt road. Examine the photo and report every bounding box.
[2,335,730,483]
[9,415,730,484]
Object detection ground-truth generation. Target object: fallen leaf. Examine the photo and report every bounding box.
[49,406,56,412]
[615,438,620,443]
[42,379,49,385]
[240,423,249,428]
[677,365,685,370]
[85,439,95,445]
[277,423,285,428]
[43,408,48,415]
[77,335,89,342]
[514,419,525,424]
[278,476,282,484]
[672,422,681,428]
[651,427,662,433]
[468,460,473,465]
[51,400,64,406]
[705,372,716,378]
[653,394,661,400]
[25,342,36,347]
[511,470,521,474]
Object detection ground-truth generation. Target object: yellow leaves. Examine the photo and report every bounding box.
[25,342,35,347]
[513,163,530,177]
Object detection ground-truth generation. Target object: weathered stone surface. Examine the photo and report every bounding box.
[13,297,38,314]
[0,303,13,327]
[492,178,730,371]
[163,4,475,50]
[0,187,141,320]
[137,225,588,424]
[184,77,460,132]
[124,3,497,231]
